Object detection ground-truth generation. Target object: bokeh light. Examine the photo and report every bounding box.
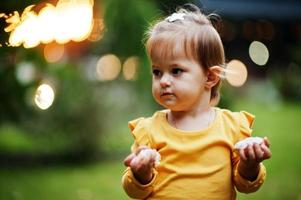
[55,0,93,44]
[34,83,55,110]
[96,54,121,81]
[15,62,36,85]
[123,56,139,80]
[44,43,65,63]
[1,0,94,48]
[38,4,57,44]
[88,18,105,42]
[225,59,248,87]
[249,41,269,66]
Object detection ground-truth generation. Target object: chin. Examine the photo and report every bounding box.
[157,101,173,109]
[169,107,185,112]
[155,97,181,110]
[160,103,182,111]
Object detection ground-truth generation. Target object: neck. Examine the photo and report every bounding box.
[170,105,211,119]
[168,93,214,131]
[171,91,212,118]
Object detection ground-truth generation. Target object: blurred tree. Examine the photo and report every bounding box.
[92,0,160,108]
[0,49,26,122]
[0,0,164,164]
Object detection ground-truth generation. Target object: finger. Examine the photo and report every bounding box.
[254,143,264,161]
[263,137,270,147]
[138,151,151,164]
[130,156,141,169]
[261,144,272,159]
[246,144,256,160]
[132,155,152,173]
[139,150,155,166]
[130,157,154,183]
[148,153,157,167]
[239,148,247,161]
[124,153,136,166]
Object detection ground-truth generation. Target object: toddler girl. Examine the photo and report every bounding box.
[122,4,271,200]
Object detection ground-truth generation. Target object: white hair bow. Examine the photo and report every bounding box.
[165,13,186,22]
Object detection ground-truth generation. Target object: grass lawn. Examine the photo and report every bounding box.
[0,101,300,200]
[0,160,131,200]
[234,101,301,200]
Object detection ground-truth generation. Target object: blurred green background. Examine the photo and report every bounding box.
[0,0,301,199]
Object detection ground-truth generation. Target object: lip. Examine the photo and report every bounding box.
[161,92,174,96]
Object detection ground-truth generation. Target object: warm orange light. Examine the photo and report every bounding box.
[44,43,65,63]
[96,54,121,81]
[224,60,248,87]
[38,4,56,44]
[1,0,94,48]
[123,56,139,80]
[88,18,105,42]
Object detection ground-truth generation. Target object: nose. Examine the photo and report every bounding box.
[160,73,171,88]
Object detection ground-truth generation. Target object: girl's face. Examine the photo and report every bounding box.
[151,55,208,111]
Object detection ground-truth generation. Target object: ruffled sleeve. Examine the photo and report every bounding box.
[233,163,266,193]
[122,117,157,199]
[232,111,266,193]
[128,117,152,152]
[239,111,255,138]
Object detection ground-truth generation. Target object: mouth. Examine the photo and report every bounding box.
[161,92,174,97]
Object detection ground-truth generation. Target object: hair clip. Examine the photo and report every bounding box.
[165,13,186,23]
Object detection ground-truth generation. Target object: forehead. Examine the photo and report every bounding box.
[147,32,198,65]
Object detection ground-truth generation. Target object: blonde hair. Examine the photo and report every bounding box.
[145,4,225,105]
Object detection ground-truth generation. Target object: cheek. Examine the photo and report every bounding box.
[151,86,156,97]
[177,83,203,99]
[177,81,198,91]
[152,82,159,96]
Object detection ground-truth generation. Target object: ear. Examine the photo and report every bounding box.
[205,65,223,89]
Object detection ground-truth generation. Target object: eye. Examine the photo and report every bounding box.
[171,68,183,76]
[152,69,162,77]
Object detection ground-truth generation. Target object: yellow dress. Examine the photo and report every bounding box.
[122,107,266,200]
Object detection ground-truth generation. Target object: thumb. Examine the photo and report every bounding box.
[263,137,270,148]
[124,153,136,167]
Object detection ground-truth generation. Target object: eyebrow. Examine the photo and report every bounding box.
[169,60,188,68]
[151,61,185,69]
[170,62,182,67]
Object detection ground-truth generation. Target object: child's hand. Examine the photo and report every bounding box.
[237,137,272,181]
[238,137,272,165]
[124,146,158,184]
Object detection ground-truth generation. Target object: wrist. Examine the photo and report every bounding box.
[132,170,154,185]
[238,161,260,181]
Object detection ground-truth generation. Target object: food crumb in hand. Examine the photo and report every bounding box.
[234,137,264,150]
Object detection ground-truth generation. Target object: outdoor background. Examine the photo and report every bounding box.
[0,0,301,199]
